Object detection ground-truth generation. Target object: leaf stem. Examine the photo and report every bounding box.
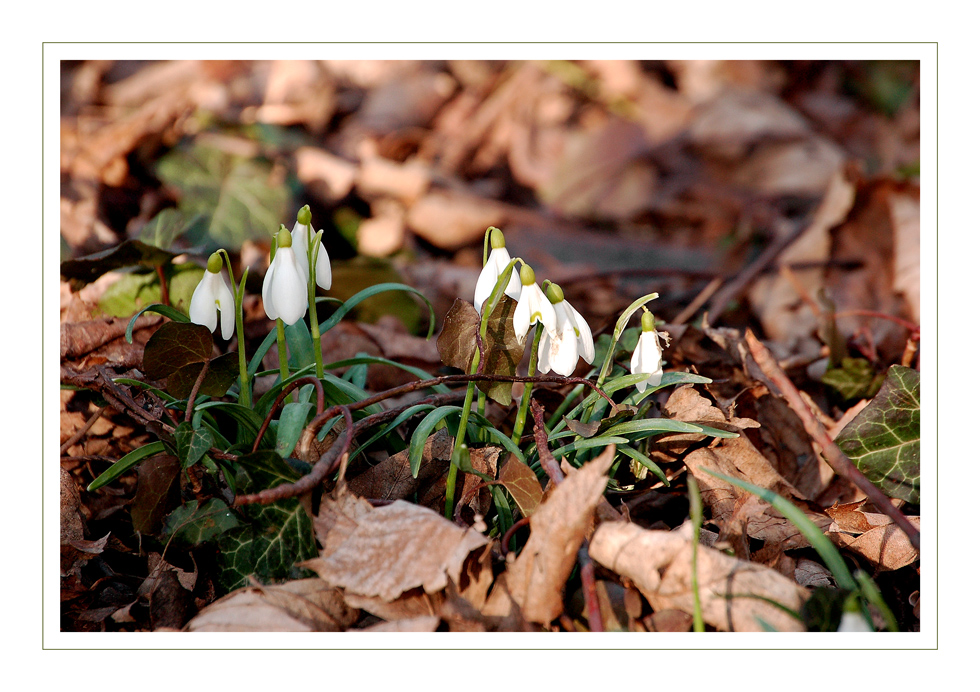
[275,318,292,401]
[308,228,325,379]
[512,322,544,444]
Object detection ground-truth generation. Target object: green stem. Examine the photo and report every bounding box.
[308,227,325,379]
[219,250,251,409]
[512,322,544,444]
[688,475,705,633]
[446,348,481,519]
[583,291,660,423]
[275,318,291,400]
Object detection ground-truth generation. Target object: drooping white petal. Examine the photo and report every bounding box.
[550,320,580,376]
[213,273,236,340]
[189,273,218,333]
[312,236,332,290]
[513,288,531,341]
[537,330,553,375]
[564,301,595,364]
[269,247,308,325]
[262,257,279,321]
[630,331,664,393]
[837,612,873,632]
[292,221,332,291]
[474,247,521,312]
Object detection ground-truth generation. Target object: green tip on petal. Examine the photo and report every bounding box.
[297,205,312,226]
[277,225,293,248]
[545,282,564,305]
[206,252,223,274]
[489,227,506,249]
[519,264,536,286]
[641,310,656,332]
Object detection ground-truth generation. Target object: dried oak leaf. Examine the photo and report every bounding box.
[303,500,489,603]
[185,579,358,632]
[483,447,615,624]
[589,521,808,632]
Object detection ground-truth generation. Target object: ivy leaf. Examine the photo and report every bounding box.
[173,421,213,468]
[215,451,316,593]
[835,365,920,504]
[155,143,290,253]
[142,322,213,380]
[437,296,524,406]
[164,498,240,546]
[821,357,885,401]
[167,352,241,399]
[139,208,209,250]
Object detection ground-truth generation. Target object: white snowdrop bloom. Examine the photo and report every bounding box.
[837,611,873,632]
[474,227,521,312]
[189,252,236,340]
[291,205,332,290]
[630,311,666,393]
[512,264,557,343]
[262,226,308,326]
[537,284,595,376]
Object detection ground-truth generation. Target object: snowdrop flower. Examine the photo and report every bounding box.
[630,310,669,393]
[291,205,332,290]
[474,227,521,313]
[537,283,595,376]
[189,252,235,340]
[262,225,308,326]
[513,264,557,343]
[837,611,873,632]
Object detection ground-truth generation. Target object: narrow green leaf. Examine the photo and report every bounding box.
[616,445,669,485]
[87,441,168,491]
[124,303,190,343]
[275,401,314,458]
[409,407,461,478]
[704,470,857,590]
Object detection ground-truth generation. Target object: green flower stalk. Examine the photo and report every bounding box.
[293,205,331,379]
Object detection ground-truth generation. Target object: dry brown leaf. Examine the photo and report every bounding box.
[747,165,855,351]
[311,485,376,559]
[589,522,808,632]
[406,189,505,250]
[826,505,920,571]
[295,146,357,200]
[346,428,453,503]
[685,434,832,551]
[888,187,920,322]
[498,454,544,517]
[356,615,441,632]
[483,447,615,624]
[303,500,489,603]
[185,579,357,632]
[60,467,84,545]
[342,590,440,623]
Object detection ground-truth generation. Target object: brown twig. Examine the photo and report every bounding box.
[251,376,325,453]
[235,405,355,506]
[60,405,108,454]
[499,515,532,557]
[744,330,920,551]
[184,359,210,423]
[530,399,566,485]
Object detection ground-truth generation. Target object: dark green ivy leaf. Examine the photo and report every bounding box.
[167,352,241,399]
[821,357,885,401]
[164,498,240,546]
[142,322,213,380]
[835,365,920,503]
[173,421,214,468]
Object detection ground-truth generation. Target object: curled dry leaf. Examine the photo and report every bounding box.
[185,579,358,632]
[825,502,920,571]
[303,500,489,603]
[483,447,615,624]
[589,522,808,632]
